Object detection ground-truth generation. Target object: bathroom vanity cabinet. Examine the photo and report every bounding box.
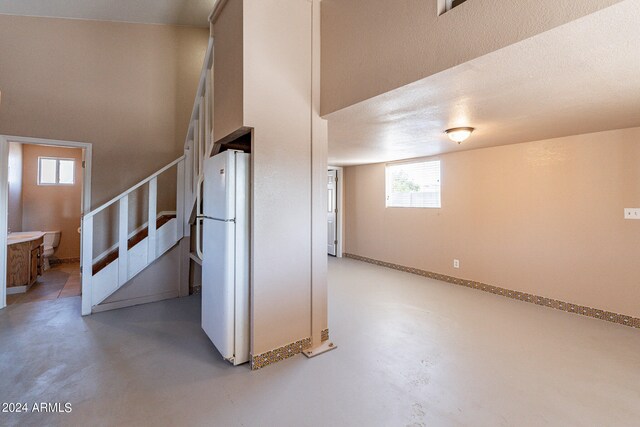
[6,235,43,293]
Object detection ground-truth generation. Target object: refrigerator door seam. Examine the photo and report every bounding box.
[233,152,238,360]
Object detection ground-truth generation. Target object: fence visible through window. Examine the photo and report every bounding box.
[386,160,441,208]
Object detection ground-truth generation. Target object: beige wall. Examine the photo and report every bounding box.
[7,142,23,232]
[22,144,83,259]
[0,14,209,209]
[344,127,640,318]
[245,0,313,354]
[321,0,624,115]
[241,0,328,355]
[311,0,329,347]
[213,0,244,142]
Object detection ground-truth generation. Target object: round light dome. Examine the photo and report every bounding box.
[445,127,475,144]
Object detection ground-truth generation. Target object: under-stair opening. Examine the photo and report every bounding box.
[215,127,252,155]
[188,127,252,235]
[438,0,468,15]
[187,127,252,296]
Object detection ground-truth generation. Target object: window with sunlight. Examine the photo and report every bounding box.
[38,157,75,185]
[386,160,441,208]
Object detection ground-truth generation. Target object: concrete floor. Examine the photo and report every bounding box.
[6,263,81,305]
[1,257,639,426]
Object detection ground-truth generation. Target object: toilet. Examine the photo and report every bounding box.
[42,231,61,271]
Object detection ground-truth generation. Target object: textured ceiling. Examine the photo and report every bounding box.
[0,0,215,27]
[325,0,640,166]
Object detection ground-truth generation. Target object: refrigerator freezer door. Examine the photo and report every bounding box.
[201,218,236,361]
[203,151,236,220]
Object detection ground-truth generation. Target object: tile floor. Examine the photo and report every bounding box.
[6,262,81,305]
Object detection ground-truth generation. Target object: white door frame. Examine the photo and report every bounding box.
[0,135,92,310]
[328,166,343,258]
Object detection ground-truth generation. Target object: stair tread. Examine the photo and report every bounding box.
[92,215,175,276]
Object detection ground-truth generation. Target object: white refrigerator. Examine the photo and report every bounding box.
[200,150,250,365]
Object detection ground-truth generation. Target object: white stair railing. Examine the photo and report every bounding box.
[80,36,215,315]
[81,156,186,315]
[182,37,215,258]
[77,30,214,315]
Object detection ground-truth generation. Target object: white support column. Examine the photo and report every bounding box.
[194,120,201,178]
[176,160,185,241]
[199,97,205,161]
[118,195,129,286]
[189,139,196,194]
[81,215,93,315]
[147,177,158,264]
[209,64,215,153]
[183,142,193,235]
[304,0,335,358]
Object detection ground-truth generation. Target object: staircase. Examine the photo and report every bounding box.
[80,37,216,315]
[80,157,187,315]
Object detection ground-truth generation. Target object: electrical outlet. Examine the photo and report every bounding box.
[453,259,460,269]
[624,208,640,220]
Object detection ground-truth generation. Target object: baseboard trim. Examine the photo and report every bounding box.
[91,290,179,314]
[251,337,312,370]
[344,253,640,329]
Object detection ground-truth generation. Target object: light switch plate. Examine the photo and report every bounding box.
[624,208,640,220]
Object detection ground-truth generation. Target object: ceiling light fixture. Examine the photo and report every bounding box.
[445,127,475,144]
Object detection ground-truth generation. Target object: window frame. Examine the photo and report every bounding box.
[37,157,76,186]
[385,159,442,209]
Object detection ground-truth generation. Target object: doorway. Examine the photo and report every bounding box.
[327,167,343,257]
[0,136,92,310]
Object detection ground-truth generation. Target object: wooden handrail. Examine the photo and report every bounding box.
[84,156,185,219]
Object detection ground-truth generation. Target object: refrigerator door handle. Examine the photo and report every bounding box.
[196,217,204,260]
[198,216,236,223]
[196,174,205,260]
[196,216,235,259]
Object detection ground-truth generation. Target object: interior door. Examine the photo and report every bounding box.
[327,170,337,256]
